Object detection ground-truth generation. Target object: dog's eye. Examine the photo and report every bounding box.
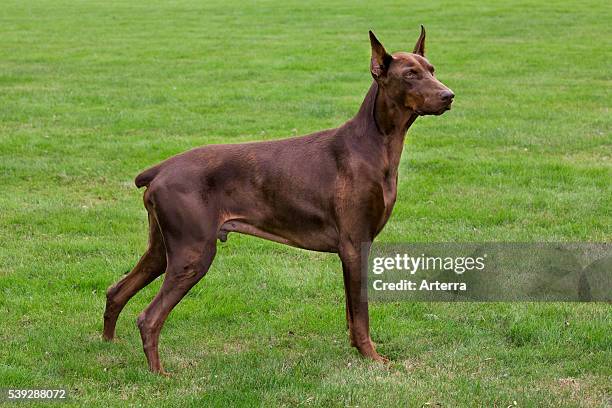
[404,69,418,78]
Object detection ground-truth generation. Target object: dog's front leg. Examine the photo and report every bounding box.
[341,262,354,339]
[338,240,388,363]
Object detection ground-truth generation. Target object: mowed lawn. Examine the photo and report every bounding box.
[0,0,610,406]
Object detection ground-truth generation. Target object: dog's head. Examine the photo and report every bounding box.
[369,26,454,116]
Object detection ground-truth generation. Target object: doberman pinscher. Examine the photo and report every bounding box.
[103,26,454,374]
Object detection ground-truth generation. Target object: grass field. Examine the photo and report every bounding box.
[0,0,610,406]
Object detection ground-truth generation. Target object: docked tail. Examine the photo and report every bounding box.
[135,164,162,188]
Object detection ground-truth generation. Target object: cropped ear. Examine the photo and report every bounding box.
[413,25,426,56]
[369,30,393,79]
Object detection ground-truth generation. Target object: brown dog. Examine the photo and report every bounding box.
[103,27,454,374]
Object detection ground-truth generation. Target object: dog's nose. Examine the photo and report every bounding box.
[440,90,455,102]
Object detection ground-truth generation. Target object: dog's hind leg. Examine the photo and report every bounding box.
[137,241,216,374]
[103,213,166,341]
[136,189,219,374]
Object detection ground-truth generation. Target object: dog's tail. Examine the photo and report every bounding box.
[135,164,162,188]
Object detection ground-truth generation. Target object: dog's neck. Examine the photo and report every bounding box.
[353,81,418,172]
[372,82,418,136]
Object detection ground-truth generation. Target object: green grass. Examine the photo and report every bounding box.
[0,0,610,406]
